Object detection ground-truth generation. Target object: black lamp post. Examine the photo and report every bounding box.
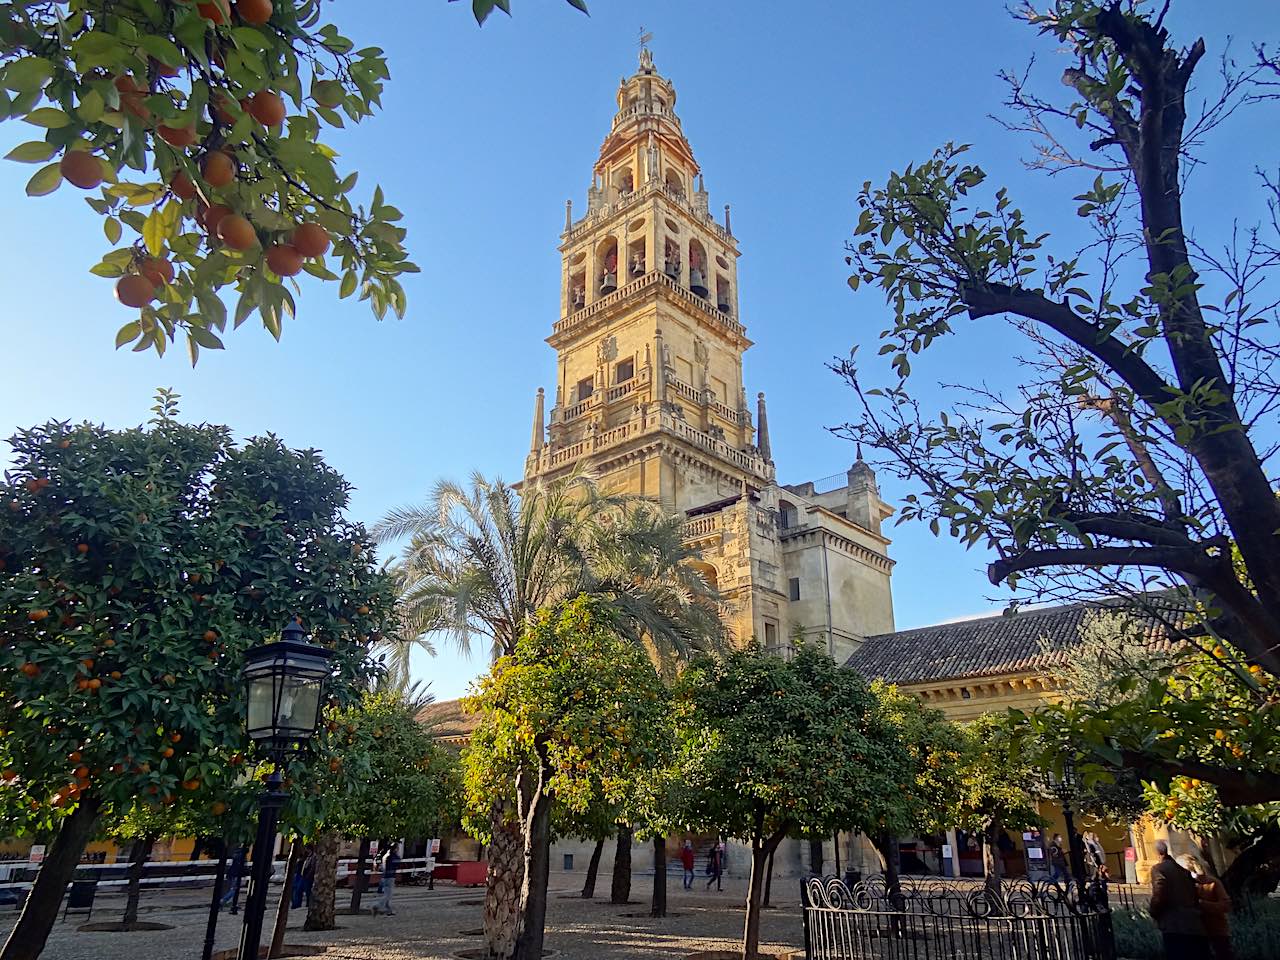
[237,621,333,960]
[1045,759,1088,901]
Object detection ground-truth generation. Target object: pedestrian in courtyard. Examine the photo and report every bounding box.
[705,841,723,892]
[1047,834,1068,883]
[221,845,247,914]
[1178,855,1234,960]
[680,841,696,890]
[1149,840,1207,960]
[293,847,316,908]
[371,843,400,916]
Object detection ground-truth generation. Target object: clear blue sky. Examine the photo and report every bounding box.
[1,1,1274,699]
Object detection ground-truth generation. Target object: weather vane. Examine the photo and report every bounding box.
[638,26,653,52]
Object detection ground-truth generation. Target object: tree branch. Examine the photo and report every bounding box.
[1052,509,1194,547]
[989,544,1218,586]
[1118,750,1280,806]
[960,281,1176,408]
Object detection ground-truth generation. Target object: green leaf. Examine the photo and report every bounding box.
[25,162,62,196]
[139,35,185,67]
[231,27,270,52]
[25,107,73,128]
[338,270,357,299]
[3,57,55,93]
[115,321,143,348]
[564,0,589,11]
[104,218,123,244]
[5,141,57,163]
[78,88,106,123]
[190,326,225,349]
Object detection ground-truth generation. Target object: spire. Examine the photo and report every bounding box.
[756,392,772,462]
[564,200,572,232]
[530,387,545,453]
[723,204,732,236]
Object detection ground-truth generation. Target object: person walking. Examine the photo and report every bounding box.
[1047,834,1069,883]
[679,841,696,890]
[1149,840,1207,960]
[292,847,316,908]
[1179,855,1234,960]
[705,841,723,892]
[221,845,248,914]
[371,844,400,916]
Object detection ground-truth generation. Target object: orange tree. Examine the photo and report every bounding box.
[0,411,395,960]
[461,597,669,960]
[302,691,462,930]
[672,642,910,960]
[0,0,586,362]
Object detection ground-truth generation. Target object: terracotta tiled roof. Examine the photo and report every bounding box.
[844,598,1177,687]
[416,698,481,743]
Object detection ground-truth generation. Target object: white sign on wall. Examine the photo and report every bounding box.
[28,845,46,864]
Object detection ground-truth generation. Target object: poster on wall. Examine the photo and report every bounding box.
[28,845,45,864]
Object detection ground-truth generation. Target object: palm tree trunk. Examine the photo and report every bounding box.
[122,833,157,927]
[610,825,632,904]
[483,800,525,960]
[349,837,371,913]
[304,831,339,931]
[268,839,304,958]
[0,796,101,960]
[581,837,604,899]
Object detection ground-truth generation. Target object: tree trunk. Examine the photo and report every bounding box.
[762,847,775,908]
[268,839,304,958]
[483,800,525,960]
[743,828,787,960]
[122,833,157,927]
[201,840,228,960]
[982,822,1004,907]
[808,837,824,877]
[348,837,371,913]
[610,825,632,904]
[1221,824,1280,901]
[514,774,552,960]
[650,836,667,918]
[304,831,339,931]
[874,832,902,899]
[0,796,102,960]
[580,836,605,899]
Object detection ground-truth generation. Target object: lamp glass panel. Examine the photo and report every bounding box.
[276,678,321,737]
[246,674,281,739]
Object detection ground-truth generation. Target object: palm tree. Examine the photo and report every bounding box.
[374,470,722,960]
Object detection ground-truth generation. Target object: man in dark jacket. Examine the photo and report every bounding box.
[1149,840,1206,960]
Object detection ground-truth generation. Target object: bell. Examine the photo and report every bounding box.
[690,268,708,298]
[600,272,617,294]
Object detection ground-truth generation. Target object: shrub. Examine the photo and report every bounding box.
[1112,899,1280,960]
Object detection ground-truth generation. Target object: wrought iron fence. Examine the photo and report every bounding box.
[802,874,1116,960]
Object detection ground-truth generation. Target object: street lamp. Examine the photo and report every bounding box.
[1044,758,1089,901]
[237,621,333,960]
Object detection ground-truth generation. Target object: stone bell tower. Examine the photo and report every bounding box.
[524,48,896,654]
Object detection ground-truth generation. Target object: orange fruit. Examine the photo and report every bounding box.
[110,670,122,680]
[198,0,230,24]
[170,170,196,200]
[170,732,182,743]
[217,213,256,250]
[121,93,152,124]
[183,778,200,791]
[103,638,115,648]
[139,257,175,288]
[201,150,236,188]
[114,75,144,95]
[266,243,303,276]
[157,124,196,147]
[20,662,39,677]
[162,746,175,758]
[201,203,231,235]
[212,94,238,125]
[203,630,218,642]
[60,151,104,190]
[249,90,285,126]
[76,543,90,554]
[115,274,156,308]
[88,678,102,690]
[81,658,94,671]
[292,222,330,258]
[74,765,89,779]
[211,800,228,815]
[27,609,49,622]
[236,0,273,24]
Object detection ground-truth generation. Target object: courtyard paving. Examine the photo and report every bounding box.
[1,876,807,960]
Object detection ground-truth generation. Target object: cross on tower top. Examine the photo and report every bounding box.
[638,27,654,70]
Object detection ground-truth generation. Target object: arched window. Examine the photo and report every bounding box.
[596,237,618,296]
[688,239,708,298]
[779,499,798,530]
[716,275,731,313]
[689,560,718,592]
[627,237,646,278]
[663,238,681,280]
[665,168,684,197]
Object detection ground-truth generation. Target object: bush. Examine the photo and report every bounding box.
[1112,899,1280,960]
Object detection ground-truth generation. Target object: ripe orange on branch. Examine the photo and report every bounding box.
[236,0,273,25]
[201,150,236,188]
[198,0,231,24]
[217,214,257,250]
[266,243,303,277]
[249,90,286,126]
[157,124,196,148]
[60,151,104,190]
[292,222,330,257]
[115,274,156,307]
[170,170,196,200]
[139,257,175,288]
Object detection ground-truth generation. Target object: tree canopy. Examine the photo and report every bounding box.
[834,1,1280,682]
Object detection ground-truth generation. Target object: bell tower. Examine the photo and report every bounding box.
[525,47,773,511]
[522,49,895,654]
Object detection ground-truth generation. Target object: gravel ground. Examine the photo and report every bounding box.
[1,877,806,960]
